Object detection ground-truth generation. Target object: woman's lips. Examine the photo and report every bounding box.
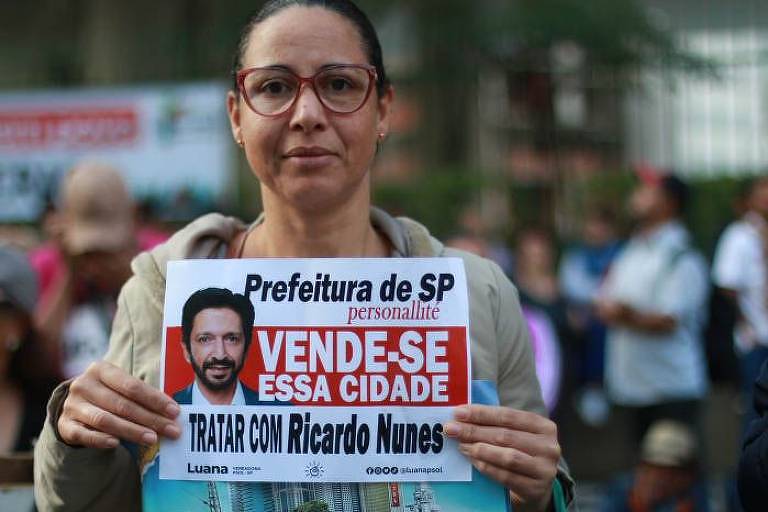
[283,147,337,167]
[284,146,335,157]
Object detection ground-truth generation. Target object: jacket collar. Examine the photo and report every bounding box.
[130,208,441,309]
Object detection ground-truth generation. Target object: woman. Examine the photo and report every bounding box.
[34,2,572,510]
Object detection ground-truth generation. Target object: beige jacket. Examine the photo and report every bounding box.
[34,209,573,511]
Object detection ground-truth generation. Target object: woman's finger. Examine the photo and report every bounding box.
[64,398,159,446]
[459,442,557,480]
[444,422,557,455]
[452,404,557,436]
[58,418,120,450]
[78,381,181,439]
[95,363,180,419]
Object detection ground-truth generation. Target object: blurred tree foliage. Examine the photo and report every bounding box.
[400,0,710,166]
[559,172,748,258]
[373,166,487,238]
[365,0,716,239]
[486,0,707,69]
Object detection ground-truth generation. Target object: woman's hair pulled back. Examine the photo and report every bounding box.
[231,0,390,97]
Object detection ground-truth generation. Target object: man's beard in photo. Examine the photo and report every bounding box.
[191,356,244,391]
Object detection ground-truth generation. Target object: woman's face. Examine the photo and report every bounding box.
[227,6,392,214]
[518,233,553,272]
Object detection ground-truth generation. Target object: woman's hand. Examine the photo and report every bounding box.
[444,404,561,512]
[58,361,181,449]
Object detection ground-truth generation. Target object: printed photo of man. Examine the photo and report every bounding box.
[174,287,261,405]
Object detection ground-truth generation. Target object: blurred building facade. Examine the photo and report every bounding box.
[626,0,768,177]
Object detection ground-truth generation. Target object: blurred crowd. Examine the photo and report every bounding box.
[1,160,767,512]
[446,169,768,511]
[0,162,170,467]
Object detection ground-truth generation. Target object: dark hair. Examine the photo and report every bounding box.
[585,205,617,226]
[230,0,390,97]
[659,174,690,215]
[181,288,255,351]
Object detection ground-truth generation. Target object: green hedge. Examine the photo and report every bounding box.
[569,172,749,258]
[374,170,753,258]
[373,169,487,239]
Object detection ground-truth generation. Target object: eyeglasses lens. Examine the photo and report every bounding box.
[242,67,371,115]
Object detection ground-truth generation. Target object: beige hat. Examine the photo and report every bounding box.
[59,162,135,255]
[640,420,697,467]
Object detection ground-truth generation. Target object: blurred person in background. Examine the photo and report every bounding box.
[601,420,708,512]
[514,228,567,415]
[523,305,563,415]
[447,229,563,414]
[29,162,140,379]
[738,360,768,512]
[0,244,56,453]
[711,177,768,434]
[445,231,492,260]
[596,171,709,447]
[455,206,514,275]
[559,207,623,426]
[33,1,573,510]
[134,197,171,251]
[515,227,568,330]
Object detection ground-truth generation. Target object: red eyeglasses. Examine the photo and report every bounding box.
[237,64,378,117]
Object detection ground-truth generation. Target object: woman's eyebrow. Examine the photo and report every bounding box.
[319,62,358,69]
[251,64,293,72]
[248,62,358,72]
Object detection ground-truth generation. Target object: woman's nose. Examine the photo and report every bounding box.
[288,82,328,133]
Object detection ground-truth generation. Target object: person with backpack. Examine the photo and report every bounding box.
[596,170,709,449]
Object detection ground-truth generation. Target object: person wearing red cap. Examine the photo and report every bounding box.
[595,169,709,449]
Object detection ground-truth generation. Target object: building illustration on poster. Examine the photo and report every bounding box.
[404,483,440,512]
[225,482,440,512]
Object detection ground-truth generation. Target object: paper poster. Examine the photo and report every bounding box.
[137,380,511,512]
[159,258,472,483]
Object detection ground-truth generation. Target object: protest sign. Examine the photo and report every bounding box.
[159,258,472,483]
[139,382,511,511]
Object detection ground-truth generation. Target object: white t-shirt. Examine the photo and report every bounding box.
[61,301,113,378]
[712,213,768,351]
[601,221,709,406]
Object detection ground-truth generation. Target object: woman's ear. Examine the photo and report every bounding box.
[375,85,394,140]
[227,90,243,146]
